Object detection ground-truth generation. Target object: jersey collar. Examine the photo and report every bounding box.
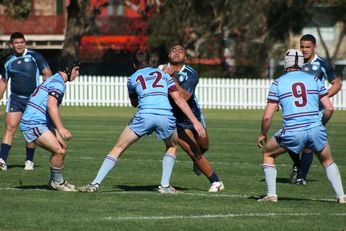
[310,54,318,63]
[168,63,186,73]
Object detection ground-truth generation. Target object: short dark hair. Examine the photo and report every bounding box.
[169,42,185,51]
[133,50,150,69]
[10,32,25,42]
[300,34,316,45]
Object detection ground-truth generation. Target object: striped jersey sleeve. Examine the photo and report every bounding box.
[267,80,279,103]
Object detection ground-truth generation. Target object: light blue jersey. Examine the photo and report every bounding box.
[20,73,65,130]
[128,67,176,116]
[267,71,328,131]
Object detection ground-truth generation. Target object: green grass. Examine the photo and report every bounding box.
[0,107,346,230]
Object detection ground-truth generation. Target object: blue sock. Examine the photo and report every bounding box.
[263,164,277,196]
[50,165,64,184]
[92,155,118,185]
[325,163,345,198]
[299,152,313,180]
[160,153,176,187]
[26,147,35,161]
[0,143,11,162]
[288,150,300,168]
[208,172,220,183]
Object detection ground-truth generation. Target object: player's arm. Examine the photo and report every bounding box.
[47,95,72,140]
[169,90,206,138]
[258,101,278,148]
[328,77,342,97]
[129,94,138,108]
[171,73,192,101]
[320,95,334,125]
[41,67,52,80]
[162,65,193,101]
[0,78,8,99]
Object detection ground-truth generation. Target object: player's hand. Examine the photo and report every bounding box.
[193,121,206,138]
[257,134,267,148]
[58,128,72,141]
[162,65,175,76]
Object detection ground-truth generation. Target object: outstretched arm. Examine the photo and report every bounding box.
[169,90,206,138]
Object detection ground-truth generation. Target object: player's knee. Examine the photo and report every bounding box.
[55,147,66,157]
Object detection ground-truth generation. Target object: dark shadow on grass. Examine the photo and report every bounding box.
[248,195,333,203]
[114,185,187,192]
[7,164,40,170]
[259,178,318,184]
[14,185,50,190]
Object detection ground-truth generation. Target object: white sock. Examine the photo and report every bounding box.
[160,153,176,187]
[263,164,277,196]
[325,163,345,198]
[92,155,118,185]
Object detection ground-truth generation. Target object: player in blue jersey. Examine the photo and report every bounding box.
[257,49,345,203]
[19,54,80,191]
[79,50,205,193]
[288,34,342,185]
[160,43,224,192]
[0,32,52,171]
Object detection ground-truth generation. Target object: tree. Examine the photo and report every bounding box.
[305,0,346,66]
[147,0,309,77]
[0,0,31,20]
[62,0,109,57]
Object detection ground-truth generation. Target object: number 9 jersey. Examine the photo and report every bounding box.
[267,71,328,131]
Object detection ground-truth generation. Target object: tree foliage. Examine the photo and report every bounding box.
[0,0,31,20]
[148,0,309,77]
[62,0,109,57]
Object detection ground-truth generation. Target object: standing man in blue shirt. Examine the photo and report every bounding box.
[257,49,345,203]
[79,50,205,193]
[0,32,52,171]
[19,54,80,191]
[288,34,342,185]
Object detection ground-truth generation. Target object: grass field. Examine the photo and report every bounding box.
[0,107,345,230]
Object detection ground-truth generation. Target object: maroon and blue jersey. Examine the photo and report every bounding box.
[19,73,65,130]
[2,49,49,98]
[128,67,176,116]
[267,70,328,131]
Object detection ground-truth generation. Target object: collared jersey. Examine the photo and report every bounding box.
[2,49,49,97]
[301,55,336,83]
[267,70,328,131]
[127,67,176,116]
[20,73,65,130]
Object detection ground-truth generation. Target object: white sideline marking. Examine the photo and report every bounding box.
[104,212,346,221]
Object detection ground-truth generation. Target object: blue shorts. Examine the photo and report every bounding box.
[129,113,176,139]
[274,125,327,154]
[6,94,29,113]
[21,125,49,143]
[176,113,206,132]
